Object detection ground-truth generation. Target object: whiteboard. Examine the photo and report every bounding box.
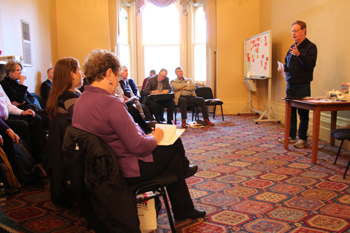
[244,30,271,78]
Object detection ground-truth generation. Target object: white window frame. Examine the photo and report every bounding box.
[118,7,132,79]
[136,1,190,82]
[192,6,207,84]
[21,20,32,66]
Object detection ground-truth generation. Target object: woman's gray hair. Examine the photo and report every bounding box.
[83,49,120,84]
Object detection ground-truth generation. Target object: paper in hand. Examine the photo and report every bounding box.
[277,61,286,79]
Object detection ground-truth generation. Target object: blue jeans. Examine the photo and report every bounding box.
[286,83,310,140]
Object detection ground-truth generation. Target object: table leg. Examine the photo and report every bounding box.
[330,111,337,146]
[311,107,321,164]
[284,101,292,150]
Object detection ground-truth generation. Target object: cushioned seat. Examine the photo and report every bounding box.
[332,128,350,178]
[195,87,224,121]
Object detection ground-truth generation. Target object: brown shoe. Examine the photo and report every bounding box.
[181,119,188,128]
[204,118,214,126]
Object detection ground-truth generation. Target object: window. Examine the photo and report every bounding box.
[119,8,131,76]
[21,20,32,66]
[142,4,180,80]
[193,7,206,82]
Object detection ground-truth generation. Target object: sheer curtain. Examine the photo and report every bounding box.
[203,0,217,95]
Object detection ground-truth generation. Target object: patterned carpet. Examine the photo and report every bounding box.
[1,114,350,232]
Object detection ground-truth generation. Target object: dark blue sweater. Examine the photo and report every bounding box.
[284,38,317,84]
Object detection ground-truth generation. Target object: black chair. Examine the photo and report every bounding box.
[332,128,350,178]
[62,126,177,232]
[42,116,73,208]
[31,93,46,109]
[195,87,224,121]
[129,170,177,232]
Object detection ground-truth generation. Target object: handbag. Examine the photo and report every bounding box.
[0,148,21,189]
[137,191,157,232]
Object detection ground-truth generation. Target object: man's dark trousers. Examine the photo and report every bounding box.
[286,82,310,140]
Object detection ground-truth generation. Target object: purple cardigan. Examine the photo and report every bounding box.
[72,86,157,177]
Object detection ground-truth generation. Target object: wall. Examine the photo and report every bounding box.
[0,0,58,93]
[259,0,350,147]
[216,0,260,114]
[55,0,110,67]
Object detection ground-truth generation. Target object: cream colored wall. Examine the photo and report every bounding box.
[55,0,110,67]
[216,0,260,114]
[259,0,350,147]
[0,0,58,93]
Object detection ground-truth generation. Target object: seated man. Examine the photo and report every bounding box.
[143,69,174,124]
[171,67,214,128]
[2,60,49,128]
[119,65,154,121]
[115,83,152,134]
[142,69,156,90]
[40,67,54,107]
[127,77,139,97]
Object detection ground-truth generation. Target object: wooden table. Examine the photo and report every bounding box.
[284,99,350,164]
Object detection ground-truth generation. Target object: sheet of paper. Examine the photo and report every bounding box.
[155,124,185,146]
[277,61,286,79]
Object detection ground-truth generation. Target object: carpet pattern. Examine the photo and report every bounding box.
[1,114,350,232]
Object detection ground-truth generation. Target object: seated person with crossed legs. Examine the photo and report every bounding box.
[171,67,214,128]
[115,82,153,134]
[119,65,154,121]
[2,61,49,128]
[73,49,205,221]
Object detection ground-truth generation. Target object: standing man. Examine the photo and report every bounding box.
[278,20,317,148]
[40,67,54,107]
[143,69,174,124]
[171,67,214,128]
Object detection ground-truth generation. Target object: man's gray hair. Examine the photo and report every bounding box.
[159,68,167,73]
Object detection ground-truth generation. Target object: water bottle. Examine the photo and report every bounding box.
[0,182,6,206]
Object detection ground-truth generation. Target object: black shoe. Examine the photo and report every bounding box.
[185,165,198,178]
[175,209,206,221]
[167,120,173,125]
[6,187,20,195]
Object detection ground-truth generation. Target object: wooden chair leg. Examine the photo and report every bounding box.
[334,140,344,165]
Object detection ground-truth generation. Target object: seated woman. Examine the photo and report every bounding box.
[44,57,83,208]
[0,84,46,163]
[46,57,83,121]
[1,60,49,128]
[72,49,205,221]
